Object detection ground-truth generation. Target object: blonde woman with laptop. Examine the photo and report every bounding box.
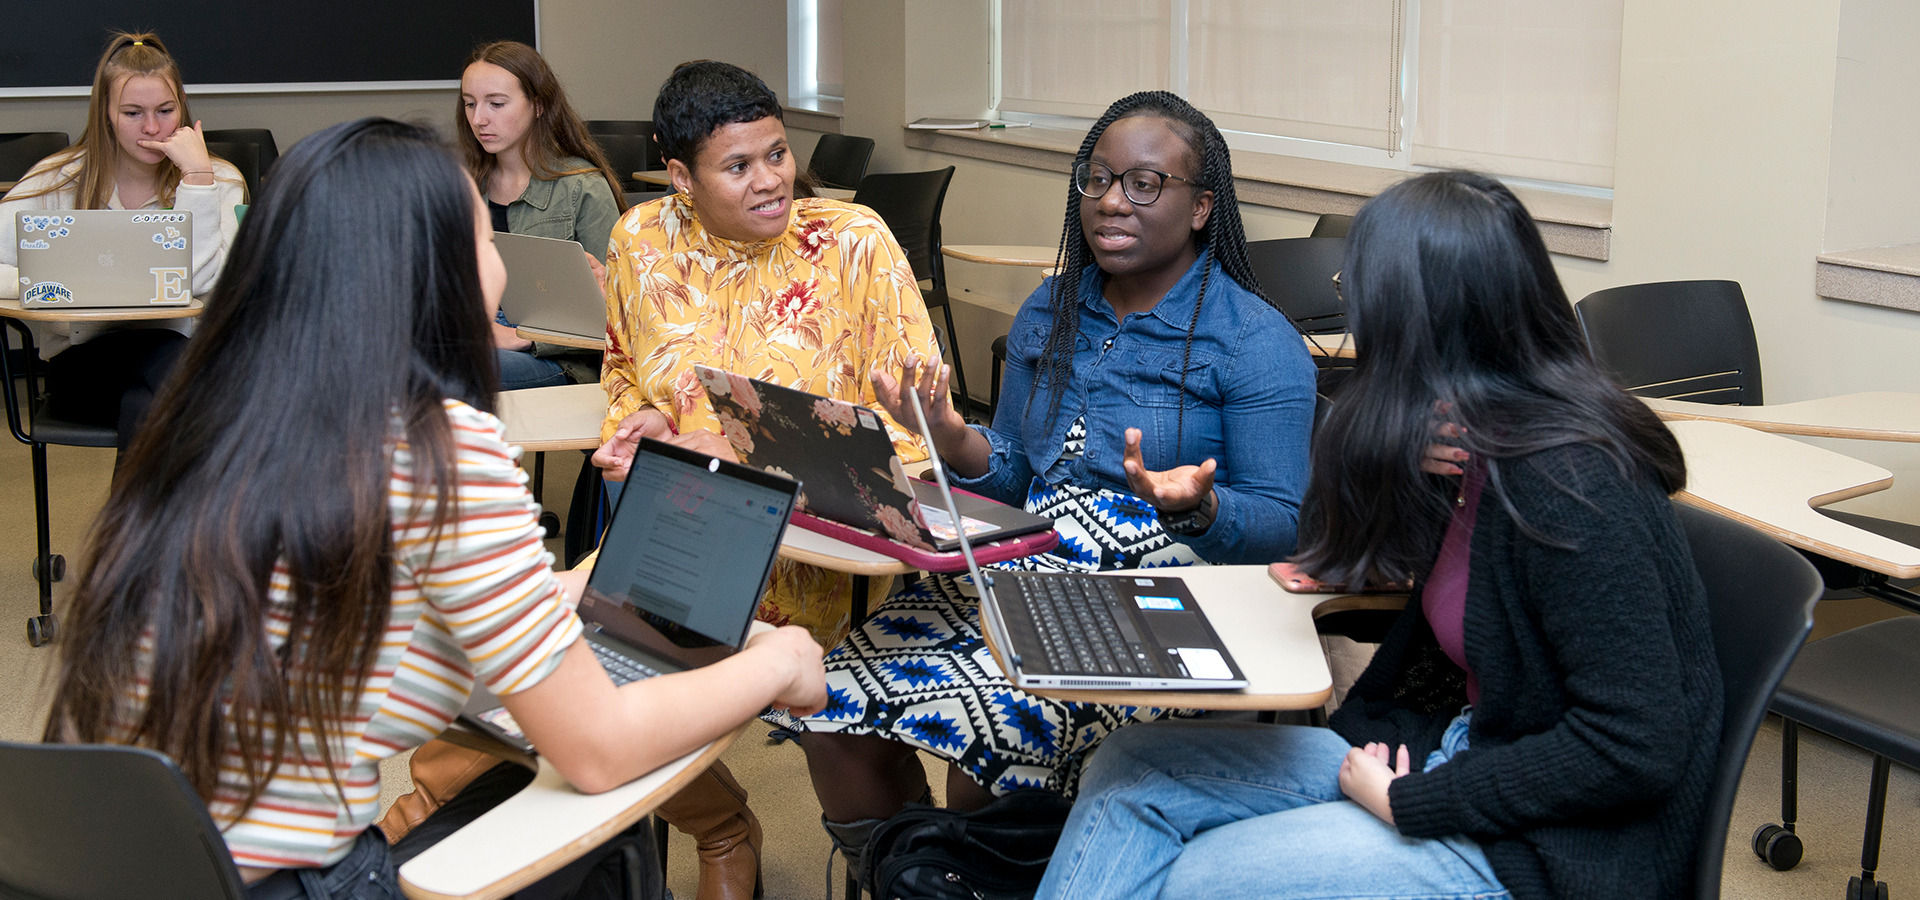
[0,32,243,452]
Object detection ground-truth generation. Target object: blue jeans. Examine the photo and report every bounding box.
[496,347,568,391]
[1035,720,1508,900]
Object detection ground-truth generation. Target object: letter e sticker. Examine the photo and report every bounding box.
[150,267,190,304]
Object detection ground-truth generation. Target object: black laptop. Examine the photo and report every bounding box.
[693,364,1052,551]
[460,438,800,752]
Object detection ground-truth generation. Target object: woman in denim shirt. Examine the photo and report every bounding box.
[768,92,1316,878]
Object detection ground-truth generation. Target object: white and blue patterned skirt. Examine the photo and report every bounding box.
[765,420,1203,795]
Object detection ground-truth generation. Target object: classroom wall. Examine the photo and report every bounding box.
[0,0,787,149]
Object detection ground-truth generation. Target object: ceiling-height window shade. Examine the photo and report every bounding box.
[1001,0,1172,119]
[1188,0,1403,151]
[1412,0,1621,187]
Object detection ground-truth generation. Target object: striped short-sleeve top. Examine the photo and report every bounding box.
[118,399,584,869]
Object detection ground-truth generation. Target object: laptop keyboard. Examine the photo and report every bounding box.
[1016,574,1154,676]
[591,640,662,686]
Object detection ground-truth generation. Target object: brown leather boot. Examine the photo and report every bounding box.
[377,739,506,843]
[656,761,763,900]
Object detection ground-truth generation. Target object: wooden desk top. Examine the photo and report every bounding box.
[778,524,918,576]
[496,383,606,452]
[1668,420,1920,579]
[515,325,606,351]
[1646,392,1920,443]
[942,244,1057,268]
[0,296,204,322]
[983,565,1336,711]
[0,181,15,192]
[398,722,748,900]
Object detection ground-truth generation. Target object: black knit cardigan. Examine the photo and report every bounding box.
[1328,444,1723,900]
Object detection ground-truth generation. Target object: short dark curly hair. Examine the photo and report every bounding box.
[651,60,785,166]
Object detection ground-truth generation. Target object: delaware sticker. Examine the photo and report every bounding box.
[1174,647,1232,680]
[1135,595,1184,611]
[21,282,73,305]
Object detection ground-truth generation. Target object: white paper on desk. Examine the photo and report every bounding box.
[908,117,990,130]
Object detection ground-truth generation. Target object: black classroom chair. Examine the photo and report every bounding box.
[1681,503,1823,899]
[808,133,876,190]
[202,140,261,203]
[0,321,118,646]
[590,133,663,196]
[0,741,252,899]
[0,132,70,186]
[200,128,279,180]
[852,168,973,414]
[1574,280,1763,405]
[806,131,875,189]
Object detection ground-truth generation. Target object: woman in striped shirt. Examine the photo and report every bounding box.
[41,117,825,898]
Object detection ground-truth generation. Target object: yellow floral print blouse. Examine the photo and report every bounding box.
[601,193,939,643]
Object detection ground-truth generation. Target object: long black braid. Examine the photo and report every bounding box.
[1031,91,1273,455]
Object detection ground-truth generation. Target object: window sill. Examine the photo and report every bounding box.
[1817,245,1920,312]
[784,97,843,135]
[903,124,1613,261]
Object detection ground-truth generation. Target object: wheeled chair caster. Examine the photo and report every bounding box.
[1847,875,1889,900]
[1751,822,1803,871]
[26,614,56,647]
[30,554,65,583]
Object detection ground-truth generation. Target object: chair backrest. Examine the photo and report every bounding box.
[200,128,279,180]
[1244,237,1347,334]
[809,133,876,190]
[587,120,664,171]
[1574,280,1763,406]
[1309,213,1352,238]
[590,133,660,192]
[0,741,249,899]
[1674,504,1821,900]
[853,167,956,287]
[203,140,261,203]
[0,132,71,184]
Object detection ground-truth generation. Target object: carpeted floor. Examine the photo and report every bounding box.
[0,432,1912,899]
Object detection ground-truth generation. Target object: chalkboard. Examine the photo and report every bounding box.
[1,1,539,96]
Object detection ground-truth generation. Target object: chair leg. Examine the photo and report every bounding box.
[1753,718,1805,871]
[988,335,1006,425]
[1851,755,1893,900]
[27,442,56,646]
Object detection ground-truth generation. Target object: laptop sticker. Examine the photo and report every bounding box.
[476,707,525,740]
[920,506,996,541]
[1174,647,1232,680]
[1135,595,1185,612]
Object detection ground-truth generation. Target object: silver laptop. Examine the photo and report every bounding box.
[903,390,1248,691]
[493,232,607,343]
[15,210,193,307]
[460,438,801,752]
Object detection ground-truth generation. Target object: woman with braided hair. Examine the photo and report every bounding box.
[767,91,1316,872]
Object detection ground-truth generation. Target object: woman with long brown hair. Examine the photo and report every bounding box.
[458,40,627,389]
[0,31,245,451]
[43,117,824,898]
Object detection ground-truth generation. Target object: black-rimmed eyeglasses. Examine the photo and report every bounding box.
[1074,161,1197,206]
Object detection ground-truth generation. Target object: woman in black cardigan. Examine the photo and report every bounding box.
[1033,170,1722,900]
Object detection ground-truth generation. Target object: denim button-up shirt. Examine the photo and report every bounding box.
[952,253,1316,564]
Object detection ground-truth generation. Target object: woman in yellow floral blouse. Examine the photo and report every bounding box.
[594,62,938,646]
[588,59,938,900]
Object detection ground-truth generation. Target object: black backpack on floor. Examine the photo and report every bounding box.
[862,789,1074,900]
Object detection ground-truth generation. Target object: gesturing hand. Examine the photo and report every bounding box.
[869,354,966,445]
[1121,427,1216,514]
[1339,742,1411,826]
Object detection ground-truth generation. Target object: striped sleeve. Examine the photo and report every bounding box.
[399,400,584,695]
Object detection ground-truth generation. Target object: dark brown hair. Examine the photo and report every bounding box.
[44,119,496,818]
